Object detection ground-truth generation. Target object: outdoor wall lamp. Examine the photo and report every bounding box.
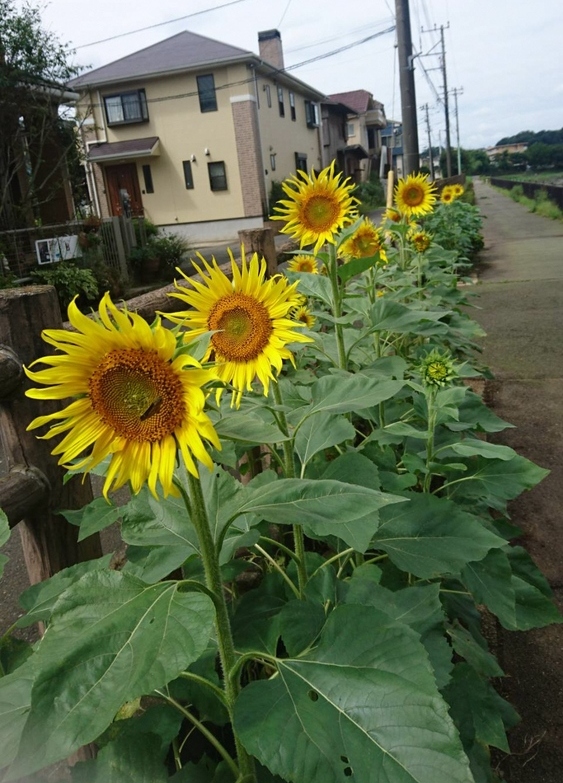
[204,148,210,156]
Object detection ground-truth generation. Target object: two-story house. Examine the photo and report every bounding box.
[69,29,325,243]
[325,89,387,183]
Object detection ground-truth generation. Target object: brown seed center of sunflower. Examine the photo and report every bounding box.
[89,349,186,442]
[405,186,424,206]
[301,194,340,232]
[208,292,273,361]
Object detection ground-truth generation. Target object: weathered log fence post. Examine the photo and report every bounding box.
[0,286,102,586]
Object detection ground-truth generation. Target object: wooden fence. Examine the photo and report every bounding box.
[0,228,277,590]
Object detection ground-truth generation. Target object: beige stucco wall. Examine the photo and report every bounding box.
[78,65,253,229]
[253,73,323,210]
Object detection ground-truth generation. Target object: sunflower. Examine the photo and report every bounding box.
[292,305,316,329]
[452,183,464,198]
[25,293,220,499]
[417,349,457,388]
[340,218,388,264]
[287,254,319,274]
[272,161,358,253]
[167,249,311,406]
[408,229,433,253]
[384,207,403,223]
[440,185,455,204]
[394,173,437,217]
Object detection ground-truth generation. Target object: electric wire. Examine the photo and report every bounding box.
[75,0,251,50]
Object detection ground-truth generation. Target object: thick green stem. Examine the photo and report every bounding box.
[423,390,438,493]
[327,244,347,370]
[272,382,308,596]
[182,472,256,781]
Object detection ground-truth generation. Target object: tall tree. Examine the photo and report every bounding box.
[0,0,80,228]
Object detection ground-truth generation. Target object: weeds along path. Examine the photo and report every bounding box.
[471,178,563,782]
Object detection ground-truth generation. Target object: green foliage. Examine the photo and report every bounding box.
[30,261,99,310]
[422,200,484,264]
[353,173,385,211]
[268,180,285,215]
[0,181,558,783]
[505,185,563,221]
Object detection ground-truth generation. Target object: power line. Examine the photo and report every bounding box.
[75,0,251,50]
[277,0,294,28]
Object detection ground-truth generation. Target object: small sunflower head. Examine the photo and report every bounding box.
[408,229,433,253]
[340,218,388,263]
[287,254,319,274]
[394,173,437,217]
[417,349,457,388]
[384,207,403,223]
[440,185,455,204]
[452,183,464,198]
[292,305,316,329]
[272,160,359,254]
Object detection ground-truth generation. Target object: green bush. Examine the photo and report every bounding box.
[31,261,99,311]
[353,175,385,212]
[422,200,484,265]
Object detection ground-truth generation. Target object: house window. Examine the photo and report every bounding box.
[197,74,218,112]
[322,116,331,146]
[208,161,227,191]
[347,122,355,138]
[304,100,319,128]
[295,152,308,172]
[263,84,272,108]
[182,161,194,189]
[289,91,296,121]
[103,89,148,126]
[277,86,285,117]
[142,164,154,194]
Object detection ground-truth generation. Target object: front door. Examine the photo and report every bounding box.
[105,163,143,217]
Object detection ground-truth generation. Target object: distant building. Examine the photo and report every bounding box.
[380,120,404,179]
[485,142,528,161]
[324,89,387,183]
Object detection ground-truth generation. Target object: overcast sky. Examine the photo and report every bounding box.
[21,0,563,150]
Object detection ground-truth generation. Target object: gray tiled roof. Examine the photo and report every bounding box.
[69,30,253,89]
[88,136,160,161]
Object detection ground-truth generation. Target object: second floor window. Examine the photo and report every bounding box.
[104,89,148,126]
[304,100,319,128]
[197,74,218,112]
[289,91,296,121]
[277,86,285,117]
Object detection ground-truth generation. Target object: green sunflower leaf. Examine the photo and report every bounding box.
[234,604,473,783]
[236,478,406,552]
[6,571,214,780]
[374,493,506,578]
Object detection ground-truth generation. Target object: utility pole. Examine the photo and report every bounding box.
[395,0,420,175]
[420,103,435,180]
[451,86,464,175]
[422,24,452,177]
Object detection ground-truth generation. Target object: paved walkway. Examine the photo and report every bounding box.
[470,179,563,783]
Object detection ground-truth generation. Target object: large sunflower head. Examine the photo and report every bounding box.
[394,172,437,217]
[271,161,359,253]
[25,293,220,499]
[340,218,388,264]
[287,254,319,274]
[167,249,312,406]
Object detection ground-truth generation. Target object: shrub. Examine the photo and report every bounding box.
[31,261,99,311]
[354,174,385,212]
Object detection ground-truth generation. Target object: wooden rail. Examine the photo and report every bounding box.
[0,286,102,585]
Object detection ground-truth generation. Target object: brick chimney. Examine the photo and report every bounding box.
[258,29,284,71]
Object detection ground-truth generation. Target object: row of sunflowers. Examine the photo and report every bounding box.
[0,166,558,783]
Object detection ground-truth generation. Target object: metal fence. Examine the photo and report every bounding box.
[0,216,138,284]
[490,178,563,211]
